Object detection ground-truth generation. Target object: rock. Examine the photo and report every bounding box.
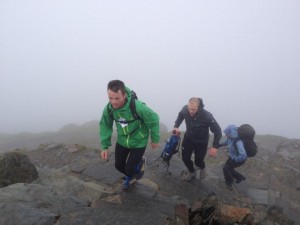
[186,194,253,225]
[0,134,299,225]
[0,151,38,188]
[248,188,268,205]
[0,183,87,225]
[175,203,189,225]
[262,206,293,225]
[278,148,292,160]
[219,204,252,223]
[296,181,300,190]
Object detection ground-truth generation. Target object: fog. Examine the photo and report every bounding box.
[1,1,299,139]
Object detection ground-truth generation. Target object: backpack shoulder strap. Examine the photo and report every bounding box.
[129,98,142,120]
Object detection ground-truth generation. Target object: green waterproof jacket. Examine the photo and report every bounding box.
[99,87,160,150]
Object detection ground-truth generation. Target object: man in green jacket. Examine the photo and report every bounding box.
[99,80,160,191]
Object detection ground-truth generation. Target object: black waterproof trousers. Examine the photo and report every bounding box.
[223,157,246,184]
[181,136,208,173]
[114,143,146,177]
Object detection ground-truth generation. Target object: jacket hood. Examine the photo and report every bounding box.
[125,86,131,97]
[125,86,133,104]
[223,124,238,139]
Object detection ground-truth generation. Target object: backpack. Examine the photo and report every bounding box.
[234,124,258,157]
[161,134,181,170]
[107,90,141,122]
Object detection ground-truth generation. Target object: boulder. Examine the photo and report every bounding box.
[0,151,38,188]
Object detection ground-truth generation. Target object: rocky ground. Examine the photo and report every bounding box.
[0,133,299,225]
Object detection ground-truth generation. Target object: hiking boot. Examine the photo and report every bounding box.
[200,168,206,180]
[184,171,195,181]
[122,176,134,192]
[135,156,146,180]
[235,176,246,183]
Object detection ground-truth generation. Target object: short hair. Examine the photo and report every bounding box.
[107,80,126,94]
[188,97,204,108]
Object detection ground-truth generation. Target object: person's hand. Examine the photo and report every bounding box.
[172,128,180,136]
[151,142,159,149]
[208,147,217,157]
[101,150,109,161]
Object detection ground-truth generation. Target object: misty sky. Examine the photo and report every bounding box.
[1,0,300,139]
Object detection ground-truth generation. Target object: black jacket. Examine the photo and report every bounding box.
[174,105,222,148]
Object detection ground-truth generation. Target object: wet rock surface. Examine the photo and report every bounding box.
[0,134,299,225]
[0,151,38,188]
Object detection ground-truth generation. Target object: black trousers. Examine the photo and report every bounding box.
[181,136,208,173]
[114,143,146,177]
[223,157,246,184]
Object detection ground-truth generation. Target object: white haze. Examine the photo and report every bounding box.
[0,0,300,139]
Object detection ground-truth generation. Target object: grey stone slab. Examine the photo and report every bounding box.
[268,189,281,206]
[247,188,268,205]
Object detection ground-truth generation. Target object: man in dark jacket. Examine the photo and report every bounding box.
[173,97,222,181]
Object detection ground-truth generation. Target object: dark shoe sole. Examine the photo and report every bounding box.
[183,172,196,181]
[235,177,246,183]
[135,171,144,180]
[122,185,133,192]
